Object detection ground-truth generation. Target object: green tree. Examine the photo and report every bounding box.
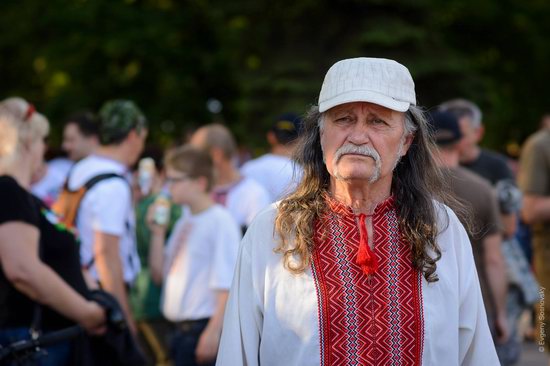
[1,0,549,153]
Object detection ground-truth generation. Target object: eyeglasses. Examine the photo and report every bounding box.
[165,175,191,184]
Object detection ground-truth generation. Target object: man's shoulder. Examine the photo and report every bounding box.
[430,199,465,237]
[242,154,291,172]
[524,129,550,153]
[232,176,269,198]
[48,158,73,177]
[241,155,267,171]
[243,203,278,234]
[431,197,452,218]
[479,148,510,168]
[208,204,240,225]
[452,166,493,191]
[69,156,126,190]
[468,148,512,183]
[237,203,279,257]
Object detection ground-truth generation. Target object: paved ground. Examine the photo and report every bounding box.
[519,341,547,366]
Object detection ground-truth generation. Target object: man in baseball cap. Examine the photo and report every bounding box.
[66,99,148,336]
[240,112,303,202]
[428,109,510,355]
[217,58,498,365]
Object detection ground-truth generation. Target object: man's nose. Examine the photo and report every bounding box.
[347,122,370,145]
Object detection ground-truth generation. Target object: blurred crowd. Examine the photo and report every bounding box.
[0,95,548,366]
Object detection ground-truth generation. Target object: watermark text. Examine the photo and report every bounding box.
[539,286,546,353]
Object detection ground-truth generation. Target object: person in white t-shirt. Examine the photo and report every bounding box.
[148,145,241,366]
[32,112,99,206]
[31,156,73,206]
[190,123,270,232]
[68,100,148,334]
[241,113,303,203]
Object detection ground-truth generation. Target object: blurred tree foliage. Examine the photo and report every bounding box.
[1,0,549,154]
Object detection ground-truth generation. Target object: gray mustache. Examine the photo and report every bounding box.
[334,144,381,164]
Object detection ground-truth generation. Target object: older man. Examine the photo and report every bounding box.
[217,58,498,365]
[190,124,270,233]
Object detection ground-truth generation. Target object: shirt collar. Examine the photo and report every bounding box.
[323,192,395,218]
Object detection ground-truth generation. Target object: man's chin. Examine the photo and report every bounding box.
[333,170,379,183]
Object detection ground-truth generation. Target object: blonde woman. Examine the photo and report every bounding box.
[0,98,105,365]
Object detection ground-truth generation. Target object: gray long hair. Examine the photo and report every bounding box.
[275,104,460,282]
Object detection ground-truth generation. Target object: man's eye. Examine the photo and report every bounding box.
[372,119,387,125]
[335,116,352,123]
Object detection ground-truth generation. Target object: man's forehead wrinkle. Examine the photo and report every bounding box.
[328,105,355,117]
[329,104,391,119]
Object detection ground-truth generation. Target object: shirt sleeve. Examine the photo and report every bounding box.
[479,187,502,239]
[244,184,271,227]
[0,177,40,227]
[240,161,253,177]
[87,179,131,236]
[216,235,262,366]
[209,212,242,290]
[452,211,500,365]
[519,138,549,195]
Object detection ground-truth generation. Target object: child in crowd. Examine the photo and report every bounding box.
[147,145,241,366]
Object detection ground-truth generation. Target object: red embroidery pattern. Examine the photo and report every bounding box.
[311,196,424,366]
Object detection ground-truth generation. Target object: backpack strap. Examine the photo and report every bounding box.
[54,172,127,222]
[77,173,128,271]
[83,173,126,191]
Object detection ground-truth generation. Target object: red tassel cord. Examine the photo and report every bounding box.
[356,213,378,275]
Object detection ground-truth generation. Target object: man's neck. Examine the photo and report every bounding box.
[435,148,460,168]
[330,176,392,215]
[188,194,214,215]
[270,144,294,158]
[80,145,98,161]
[95,146,128,167]
[460,145,481,164]
[215,161,241,187]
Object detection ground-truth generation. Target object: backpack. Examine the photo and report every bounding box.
[52,173,125,231]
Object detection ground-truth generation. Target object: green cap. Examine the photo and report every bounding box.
[98,99,147,145]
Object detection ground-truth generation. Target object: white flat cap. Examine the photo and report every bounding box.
[318,57,416,113]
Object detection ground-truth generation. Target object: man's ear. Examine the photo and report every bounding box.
[267,131,278,146]
[400,133,415,156]
[91,135,100,145]
[126,129,139,142]
[126,128,146,144]
[197,176,209,192]
[210,147,225,165]
[475,125,485,143]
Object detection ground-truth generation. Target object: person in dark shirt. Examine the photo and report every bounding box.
[0,98,105,366]
[440,98,517,239]
[519,117,550,354]
[428,110,509,347]
[439,98,514,184]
